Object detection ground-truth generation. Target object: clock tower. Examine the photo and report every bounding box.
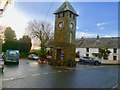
[52,1,78,66]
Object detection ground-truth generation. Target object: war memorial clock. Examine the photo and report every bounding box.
[52,1,78,66]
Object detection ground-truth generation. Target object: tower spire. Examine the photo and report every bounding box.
[54,0,78,16]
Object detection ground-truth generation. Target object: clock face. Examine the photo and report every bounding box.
[58,22,63,28]
[70,23,74,30]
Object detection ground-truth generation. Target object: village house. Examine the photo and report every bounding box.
[76,36,120,61]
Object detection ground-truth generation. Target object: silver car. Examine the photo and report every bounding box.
[28,54,39,60]
[0,55,4,70]
[79,56,101,65]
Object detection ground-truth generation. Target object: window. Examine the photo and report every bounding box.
[63,12,65,17]
[113,56,117,60]
[9,51,17,55]
[86,54,89,57]
[86,48,89,52]
[113,48,117,53]
[70,12,72,18]
[73,14,75,19]
[58,14,60,18]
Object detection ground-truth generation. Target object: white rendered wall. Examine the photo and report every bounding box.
[76,48,120,60]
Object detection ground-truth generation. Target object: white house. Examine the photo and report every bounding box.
[76,36,120,61]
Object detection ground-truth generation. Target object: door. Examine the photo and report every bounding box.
[56,49,61,61]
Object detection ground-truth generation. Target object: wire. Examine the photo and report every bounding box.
[43,0,54,22]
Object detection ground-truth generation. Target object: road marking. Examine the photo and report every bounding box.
[32,74,40,77]
[2,65,108,82]
[17,76,25,79]
[3,76,25,81]
[57,71,62,72]
[111,83,119,90]
[43,73,48,75]
[3,78,10,81]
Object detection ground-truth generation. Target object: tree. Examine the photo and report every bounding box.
[99,48,111,60]
[0,25,5,44]
[92,48,111,60]
[19,35,32,53]
[2,27,17,52]
[0,25,5,53]
[26,20,53,59]
[4,27,16,41]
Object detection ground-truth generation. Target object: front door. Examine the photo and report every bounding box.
[56,49,61,61]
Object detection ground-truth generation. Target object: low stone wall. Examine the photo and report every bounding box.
[101,60,120,65]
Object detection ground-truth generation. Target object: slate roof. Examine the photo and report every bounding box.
[54,1,78,16]
[76,37,120,48]
[46,37,120,49]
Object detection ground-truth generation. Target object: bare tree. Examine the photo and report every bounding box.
[0,25,5,54]
[26,20,53,51]
[0,25,5,44]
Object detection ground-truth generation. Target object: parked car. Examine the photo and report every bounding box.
[0,55,4,71]
[28,54,39,60]
[4,50,20,64]
[79,56,101,65]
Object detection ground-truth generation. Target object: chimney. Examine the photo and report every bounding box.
[97,35,99,39]
[97,35,99,41]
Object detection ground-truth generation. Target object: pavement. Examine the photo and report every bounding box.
[101,60,120,65]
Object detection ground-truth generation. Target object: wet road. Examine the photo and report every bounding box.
[0,59,119,89]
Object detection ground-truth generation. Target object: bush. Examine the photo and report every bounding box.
[20,52,28,58]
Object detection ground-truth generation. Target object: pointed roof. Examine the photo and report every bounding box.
[54,1,78,16]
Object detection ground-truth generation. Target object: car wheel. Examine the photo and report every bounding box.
[4,61,7,65]
[81,60,85,64]
[2,66,4,71]
[16,62,19,65]
[94,61,100,65]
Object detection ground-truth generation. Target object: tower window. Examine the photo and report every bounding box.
[73,14,75,19]
[70,12,72,18]
[63,12,65,17]
[58,14,60,18]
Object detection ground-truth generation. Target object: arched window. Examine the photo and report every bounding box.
[63,12,65,17]
[58,14,60,18]
[70,12,72,18]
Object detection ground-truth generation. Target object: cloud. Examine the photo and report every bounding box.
[96,22,107,27]
[104,35,111,37]
[0,4,29,39]
[76,26,79,29]
[104,35,118,37]
[96,22,107,30]
[77,11,80,15]
[76,31,97,38]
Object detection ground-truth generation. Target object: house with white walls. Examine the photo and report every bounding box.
[76,36,120,61]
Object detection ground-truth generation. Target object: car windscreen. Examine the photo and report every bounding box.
[9,51,17,55]
[0,55,3,60]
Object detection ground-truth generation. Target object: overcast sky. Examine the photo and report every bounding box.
[0,0,118,39]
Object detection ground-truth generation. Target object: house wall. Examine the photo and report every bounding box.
[117,49,120,60]
[76,48,98,57]
[76,48,120,61]
[76,48,86,57]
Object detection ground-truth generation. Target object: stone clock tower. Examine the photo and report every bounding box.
[52,1,78,66]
